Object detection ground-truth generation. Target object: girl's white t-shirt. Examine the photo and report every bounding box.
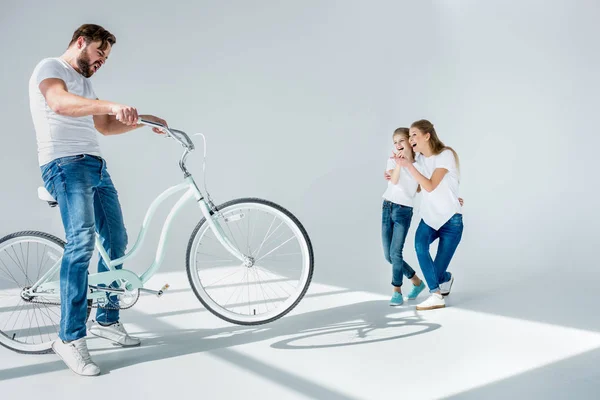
[414,150,462,230]
[382,158,419,207]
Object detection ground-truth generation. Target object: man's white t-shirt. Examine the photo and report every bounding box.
[414,150,462,230]
[382,158,419,207]
[29,57,102,166]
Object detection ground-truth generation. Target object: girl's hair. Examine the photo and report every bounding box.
[410,119,460,170]
[392,127,415,159]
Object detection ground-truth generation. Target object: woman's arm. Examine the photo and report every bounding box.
[397,157,448,193]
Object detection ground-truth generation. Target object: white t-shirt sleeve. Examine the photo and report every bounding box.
[412,162,422,174]
[434,149,457,172]
[413,155,425,174]
[34,59,68,87]
[386,158,396,171]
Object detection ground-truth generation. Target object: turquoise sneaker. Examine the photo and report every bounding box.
[389,292,404,306]
[406,281,426,300]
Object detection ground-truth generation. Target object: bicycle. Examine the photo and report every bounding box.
[0,118,314,354]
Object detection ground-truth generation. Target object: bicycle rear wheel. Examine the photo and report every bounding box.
[0,231,91,354]
[186,198,313,325]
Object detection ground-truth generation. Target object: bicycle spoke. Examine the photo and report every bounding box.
[223,271,249,308]
[25,243,30,283]
[202,266,244,288]
[0,235,67,352]
[37,245,48,282]
[254,267,286,306]
[252,215,278,258]
[246,209,255,255]
[256,236,296,262]
[222,217,243,256]
[188,200,312,324]
[0,256,22,286]
[8,246,28,284]
[254,227,288,259]
[255,266,294,296]
[252,267,272,313]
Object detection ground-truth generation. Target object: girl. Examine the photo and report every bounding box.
[397,119,464,311]
[382,127,426,306]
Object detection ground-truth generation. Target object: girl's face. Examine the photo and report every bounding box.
[393,135,413,159]
[409,127,429,154]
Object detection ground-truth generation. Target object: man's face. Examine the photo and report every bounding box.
[76,39,111,78]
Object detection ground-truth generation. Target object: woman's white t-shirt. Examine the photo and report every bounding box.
[414,150,462,230]
[382,158,419,207]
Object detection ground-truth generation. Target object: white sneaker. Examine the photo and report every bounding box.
[440,274,454,297]
[89,321,141,347]
[416,293,445,311]
[52,338,100,376]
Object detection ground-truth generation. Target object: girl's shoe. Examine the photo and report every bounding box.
[389,292,404,306]
[406,281,426,300]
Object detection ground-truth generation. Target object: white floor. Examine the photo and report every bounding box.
[1,271,599,399]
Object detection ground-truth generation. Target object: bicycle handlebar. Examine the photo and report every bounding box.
[137,117,195,151]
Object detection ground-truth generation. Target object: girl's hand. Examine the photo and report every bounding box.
[396,153,412,168]
[459,197,464,206]
[384,171,391,181]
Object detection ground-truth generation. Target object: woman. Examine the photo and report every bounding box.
[397,119,464,310]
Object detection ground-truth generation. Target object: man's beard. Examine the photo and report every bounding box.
[76,52,95,78]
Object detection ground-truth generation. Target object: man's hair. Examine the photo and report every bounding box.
[68,24,116,51]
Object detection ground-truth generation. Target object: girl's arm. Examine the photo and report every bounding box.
[390,163,402,185]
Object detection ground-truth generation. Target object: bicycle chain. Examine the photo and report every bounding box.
[27,288,139,310]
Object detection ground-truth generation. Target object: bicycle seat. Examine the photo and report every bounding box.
[38,186,58,207]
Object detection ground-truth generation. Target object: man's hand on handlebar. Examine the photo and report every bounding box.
[111,104,167,134]
[111,104,138,126]
[139,114,168,134]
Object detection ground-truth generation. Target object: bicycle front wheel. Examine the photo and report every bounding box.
[186,198,313,325]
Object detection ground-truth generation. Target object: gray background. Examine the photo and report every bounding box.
[1,0,598,299]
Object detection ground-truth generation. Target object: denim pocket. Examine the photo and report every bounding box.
[40,162,60,193]
[394,207,413,223]
[449,213,463,225]
[57,154,86,166]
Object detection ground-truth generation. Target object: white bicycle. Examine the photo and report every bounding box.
[0,118,314,354]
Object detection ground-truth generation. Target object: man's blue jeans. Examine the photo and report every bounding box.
[41,154,128,341]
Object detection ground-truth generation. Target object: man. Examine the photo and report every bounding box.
[29,23,167,376]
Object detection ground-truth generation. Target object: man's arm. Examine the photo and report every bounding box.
[40,78,115,117]
[40,78,165,135]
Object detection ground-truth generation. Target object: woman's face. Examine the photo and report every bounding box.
[409,127,429,154]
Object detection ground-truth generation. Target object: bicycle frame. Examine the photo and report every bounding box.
[28,120,247,301]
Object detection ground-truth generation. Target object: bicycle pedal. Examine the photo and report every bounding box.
[157,283,170,297]
[139,283,170,297]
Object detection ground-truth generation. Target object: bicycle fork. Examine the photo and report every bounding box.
[196,199,253,266]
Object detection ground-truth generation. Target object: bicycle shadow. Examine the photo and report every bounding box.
[96,299,441,371]
[0,299,441,382]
